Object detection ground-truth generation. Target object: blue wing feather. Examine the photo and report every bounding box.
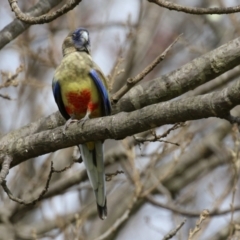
[89,69,111,116]
[52,80,70,120]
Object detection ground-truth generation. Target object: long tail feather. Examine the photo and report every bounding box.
[80,141,107,220]
[97,200,107,220]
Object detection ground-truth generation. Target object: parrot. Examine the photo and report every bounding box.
[52,28,111,220]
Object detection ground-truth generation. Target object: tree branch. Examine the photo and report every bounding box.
[148,0,240,15]
[2,35,240,146]
[146,195,240,218]
[11,124,230,236]
[1,161,74,205]
[0,155,12,184]
[0,65,23,89]
[111,34,182,103]
[162,219,186,240]
[8,0,82,24]
[112,36,240,114]
[1,78,240,167]
[0,0,64,50]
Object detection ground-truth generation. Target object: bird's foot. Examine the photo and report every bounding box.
[63,118,78,134]
[77,112,90,126]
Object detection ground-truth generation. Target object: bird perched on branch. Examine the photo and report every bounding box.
[52,28,111,220]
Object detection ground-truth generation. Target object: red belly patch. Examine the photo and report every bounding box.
[65,89,99,115]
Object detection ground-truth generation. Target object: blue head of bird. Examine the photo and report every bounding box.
[62,28,91,56]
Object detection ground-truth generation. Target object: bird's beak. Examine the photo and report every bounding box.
[80,32,90,54]
[85,45,91,54]
[81,31,89,42]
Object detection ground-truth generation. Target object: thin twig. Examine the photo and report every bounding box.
[8,0,82,24]
[1,161,74,205]
[53,162,75,173]
[188,210,209,240]
[162,219,186,240]
[146,195,240,217]
[134,123,184,145]
[228,125,240,238]
[111,34,182,103]
[149,0,240,15]
[134,137,179,146]
[105,170,124,181]
[158,123,185,138]
[31,161,55,205]
[2,180,27,204]
[0,93,14,100]
[0,65,23,89]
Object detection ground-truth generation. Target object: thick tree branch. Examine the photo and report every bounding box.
[2,79,240,167]
[0,0,63,50]
[8,0,82,24]
[149,0,240,15]
[113,36,240,114]
[1,35,240,146]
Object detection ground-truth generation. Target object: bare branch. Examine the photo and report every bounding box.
[8,0,82,24]
[0,155,12,185]
[2,180,27,204]
[0,65,23,90]
[2,77,240,168]
[0,0,64,50]
[146,195,240,217]
[188,210,210,240]
[112,36,240,114]
[162,219,186,240]
[111,34,181,103]
[2,1,240,238]
[1,161,74,205]
[0,93,14,100]
[105,170,124,181]
[149,0,240,15]
[134,123,185,145]
[2,35,240,144]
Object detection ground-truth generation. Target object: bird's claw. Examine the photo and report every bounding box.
[77,113,90,127]
[63,119,78,134]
